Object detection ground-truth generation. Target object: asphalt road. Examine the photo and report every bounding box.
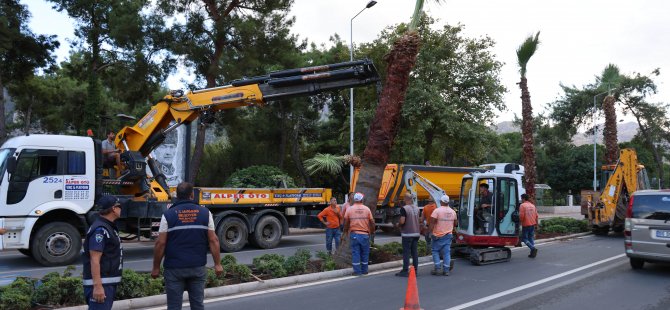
[151,234,670,310]
[0,231,401,286]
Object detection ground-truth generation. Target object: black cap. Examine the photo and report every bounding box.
[98,195,119,210]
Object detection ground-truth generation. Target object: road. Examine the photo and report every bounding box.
[153,234,670,310]
[0,231,401,286]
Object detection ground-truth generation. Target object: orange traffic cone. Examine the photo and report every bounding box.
[400,266,423,310]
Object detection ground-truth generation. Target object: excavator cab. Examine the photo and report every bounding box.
[456,171,522,265]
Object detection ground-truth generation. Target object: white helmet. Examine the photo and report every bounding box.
[440,194,450,204]
[354,192,365,202]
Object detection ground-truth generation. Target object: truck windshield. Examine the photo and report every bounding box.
[0,148,15,184]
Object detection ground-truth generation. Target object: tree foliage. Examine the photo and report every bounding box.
[224,165,296,188]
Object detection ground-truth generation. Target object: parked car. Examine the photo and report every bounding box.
[624,190,670,269]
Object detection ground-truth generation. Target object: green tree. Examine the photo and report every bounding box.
[156,0,296,184]
[48,0,165,135]
[0,0,58,143]
[224,165,296,188]
[516,31,540,200]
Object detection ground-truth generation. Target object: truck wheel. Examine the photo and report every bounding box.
[630,257,644,269]
[252,215,282,249]
[31,222,82,267]
[217,217,248,252]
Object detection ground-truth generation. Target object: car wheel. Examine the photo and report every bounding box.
[630,257,644,269]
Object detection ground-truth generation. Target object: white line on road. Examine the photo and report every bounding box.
[443,253,627,310]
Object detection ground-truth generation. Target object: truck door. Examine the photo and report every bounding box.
[5,149,63,215]
[495,178,520,236]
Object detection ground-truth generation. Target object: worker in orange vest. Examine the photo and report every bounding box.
[318,197,343,255]
[519,193,539,258]
[343,192,375,276]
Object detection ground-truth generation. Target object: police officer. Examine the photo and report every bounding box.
[152,182,223,310]
[82,195,123,309]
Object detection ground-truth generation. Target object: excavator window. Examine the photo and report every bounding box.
[458,179,474,231]
[496,178,519,236]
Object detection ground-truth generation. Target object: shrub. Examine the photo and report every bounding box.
[230,264,252,282]
[33,267,84,307]
[540,217,588,233]
[0,277,35,310]
[543,225,568,234]
[316,251,337,271]
[221,254,238,270]
[224,165,296,188]
[380,242,403,255]
[417,240,430,256]
[116,269,164,300]
[284,249,311,275]
[206,268,225,288]
[253,253,286,267]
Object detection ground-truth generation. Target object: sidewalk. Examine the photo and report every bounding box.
[539,211,584,220]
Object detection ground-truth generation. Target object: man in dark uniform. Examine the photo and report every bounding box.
[152,182,223,310]
[475,183,493,234]
[82,195,123,309]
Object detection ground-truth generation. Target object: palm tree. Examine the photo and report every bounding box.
[599,64,621,164]
[303,153,361,186]
[354,0,438,218]
[516,32,540,200]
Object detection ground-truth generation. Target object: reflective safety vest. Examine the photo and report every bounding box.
[163,200,210,269]
[82,217,123,286]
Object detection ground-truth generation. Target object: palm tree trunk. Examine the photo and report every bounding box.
[602,95,619,165]
[355,32,420,216]
[519,77,537,200]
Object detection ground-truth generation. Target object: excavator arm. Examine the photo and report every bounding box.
[111,59,380,199]
[592,148,649,232]
[403,169,448,208]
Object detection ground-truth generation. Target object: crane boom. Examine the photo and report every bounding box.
[112,59,380,199]
[403,168,448,208]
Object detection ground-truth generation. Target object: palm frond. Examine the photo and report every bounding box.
[303,154,346,176]
[409,0,444,32]
[598,64,621,93]
[516,31,541,77]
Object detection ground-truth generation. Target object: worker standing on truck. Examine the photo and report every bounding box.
[396,193,421,277]
[151,182,223,310]
[82,195,123,310]
[318,197,343,255]
[429,195,456,276]
[343,192,375,276]
[519,193,539,258]
[422,196,437,247]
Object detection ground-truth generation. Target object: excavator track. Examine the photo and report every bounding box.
[468,247,512,265]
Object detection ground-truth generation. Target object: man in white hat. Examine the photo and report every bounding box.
[343,192,375,276]
[429,194,457,276]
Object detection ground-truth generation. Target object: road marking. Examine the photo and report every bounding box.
[443,253,627,310]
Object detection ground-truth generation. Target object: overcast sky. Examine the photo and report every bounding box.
[24,0,670,122]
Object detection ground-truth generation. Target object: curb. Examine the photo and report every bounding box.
[62,233,589,309]
[62,257,432,310]
[535,232,592,244]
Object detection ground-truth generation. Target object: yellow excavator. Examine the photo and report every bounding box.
[584,148,651,234]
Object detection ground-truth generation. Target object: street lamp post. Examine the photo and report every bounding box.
[593,90,611,191]
[349,0,377,186]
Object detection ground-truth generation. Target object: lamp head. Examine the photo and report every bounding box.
[366,1,377,8]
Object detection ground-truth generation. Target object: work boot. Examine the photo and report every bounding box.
[431,268,441,276]
[442,270,450,276]
[449,260,455,272]
[530,248,538,258]
[395,270,409,277]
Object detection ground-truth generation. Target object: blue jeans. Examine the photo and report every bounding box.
[164,266,207,310]
[522,226,536,250]
[432,234,452,270]
[350,233,370,275]
[402,236,419,272]
[325,228,341,252]
[84,284,117,310]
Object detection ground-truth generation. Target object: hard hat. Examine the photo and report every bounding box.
[440,194,450,204]
[354,192,364,202]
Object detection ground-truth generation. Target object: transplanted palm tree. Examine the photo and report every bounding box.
[354,0,439,219]
[599,64,622,164]
[517,32,540,200]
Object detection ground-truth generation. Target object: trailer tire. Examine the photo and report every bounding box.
[252,215,282,249]
[31,222,82,267]
[218,217,248,253]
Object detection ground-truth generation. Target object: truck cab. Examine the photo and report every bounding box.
[0,135,98,265]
